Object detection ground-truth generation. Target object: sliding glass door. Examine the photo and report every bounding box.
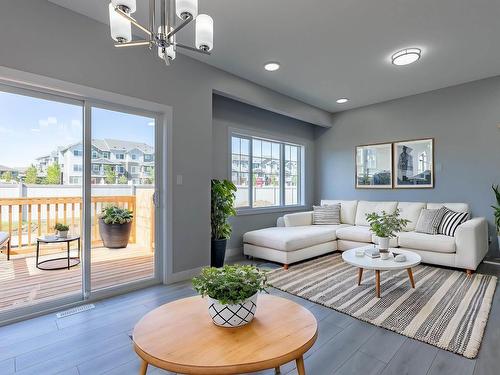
[0,83,161,323]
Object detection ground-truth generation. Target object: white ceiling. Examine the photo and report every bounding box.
[48,0,500,112]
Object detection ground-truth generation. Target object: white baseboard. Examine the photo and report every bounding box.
[167,266,204,283]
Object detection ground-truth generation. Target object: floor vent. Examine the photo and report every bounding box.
[56,304,95,318]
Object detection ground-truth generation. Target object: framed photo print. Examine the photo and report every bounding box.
[355,143,392,189]
[393,138,434,188]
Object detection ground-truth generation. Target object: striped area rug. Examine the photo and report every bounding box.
[267,254,497,358]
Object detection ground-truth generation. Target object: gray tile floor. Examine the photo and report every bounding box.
[0,258,498,375]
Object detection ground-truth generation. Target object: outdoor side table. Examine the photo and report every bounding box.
[36,235,81,270]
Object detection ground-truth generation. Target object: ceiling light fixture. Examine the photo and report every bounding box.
[336,98,349,104]
[391,48,421,66]
[108,0,214,66]
[264,62,280,72]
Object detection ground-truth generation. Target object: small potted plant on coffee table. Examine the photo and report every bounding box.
[55,223,69,238]
[98,205,133,248]
[192,265,267,327]
[366,209,409,257]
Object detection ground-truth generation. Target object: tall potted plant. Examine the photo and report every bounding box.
[366,209,409,252]
[211,179,237,267]
[492,185,500,248]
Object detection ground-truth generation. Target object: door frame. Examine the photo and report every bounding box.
[0,66,173,325]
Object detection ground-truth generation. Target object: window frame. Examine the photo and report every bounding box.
[229,128,305,215]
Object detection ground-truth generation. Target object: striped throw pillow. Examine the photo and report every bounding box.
[415,207,447,235]
[438,208,469,237]
[313,204,340,225]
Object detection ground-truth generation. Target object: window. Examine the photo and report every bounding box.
[130,166,138,174]
[116,165,124,173]
[115,153,124,160]
[131,154,137,160]
[231,133,303,209]
[92,164,100,174]
[69,176,81,184]
[73,164,83,172]
[73,149,83,157]
[102,151,110,159]
[144,154,153,162]
[92,150,99,159]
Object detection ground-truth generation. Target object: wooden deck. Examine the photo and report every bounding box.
[0,244,154,313]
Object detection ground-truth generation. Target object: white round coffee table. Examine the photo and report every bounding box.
[342,247,421,298]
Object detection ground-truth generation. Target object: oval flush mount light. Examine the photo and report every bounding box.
[336,98,349,104]
[264,62,280,71]
[392,48,421,66]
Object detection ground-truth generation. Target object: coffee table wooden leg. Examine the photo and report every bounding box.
[296,355,306,375]
[275,365,281,374]
[358,268,363,286]
[139,360,148,375]
[375,270,381,298]
[407,268,415,288]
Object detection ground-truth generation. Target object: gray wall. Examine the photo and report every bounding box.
[212,95,316,251]
[315,76,500,255]
[0,0,331,274]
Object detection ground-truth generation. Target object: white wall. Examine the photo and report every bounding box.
[0,0,330,274]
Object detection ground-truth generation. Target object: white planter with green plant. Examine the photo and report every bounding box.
[492,185,500,248]
[55,223,69,238]
[366,209,409,252]
[192,265,267,327]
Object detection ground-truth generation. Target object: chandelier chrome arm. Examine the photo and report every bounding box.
[113,6,152,36]
[175,42,211,55]
[114,40,150,48]
[166,14,193,39]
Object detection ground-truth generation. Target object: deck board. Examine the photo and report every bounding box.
[0,245,154,313]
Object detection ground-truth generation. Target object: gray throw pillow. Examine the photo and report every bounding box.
[415,207,447,235]
[313,204,341,225]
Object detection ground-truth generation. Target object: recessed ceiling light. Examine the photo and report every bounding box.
[264,62,280,71]
[391,48,421,66]
[336,98,349,104]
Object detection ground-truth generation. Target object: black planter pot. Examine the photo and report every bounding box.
[211,238,227,268]
[98,219,132,248]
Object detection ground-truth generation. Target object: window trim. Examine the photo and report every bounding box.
[228,127,306,214]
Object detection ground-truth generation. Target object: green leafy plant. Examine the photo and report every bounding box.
[117,175,128,184]
[211,179,237,240]
[104,165,116,184]
[100,205,133,225]
[1,171,13,182]
[366,209,410,238]
[45,163,61,184]
[192,265,267,305]
[25,165,38,184]
[54,223,69,231]
[492,185,500,234]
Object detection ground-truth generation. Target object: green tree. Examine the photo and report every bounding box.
[104,165,116,184]
[144,166,155,184]
[25,165,38,184]
[118,175,128,184]
[45,163,61,184]
[1,171,13,182]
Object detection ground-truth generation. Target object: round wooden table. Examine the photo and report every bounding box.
[132,295,318,375]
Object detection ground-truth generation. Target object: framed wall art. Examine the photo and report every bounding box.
[393,138,434,188]
[355,143,393,189]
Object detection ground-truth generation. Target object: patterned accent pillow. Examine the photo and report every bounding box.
[313,204,341,225]
[438,208,470,237]
[415,207,447,235]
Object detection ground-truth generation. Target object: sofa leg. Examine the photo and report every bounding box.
[283,264,289,270]
[466,269,474,277]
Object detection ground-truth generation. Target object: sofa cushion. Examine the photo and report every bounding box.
[313,204,340,225]
[437,208,470,237]
[321,200,358,225]
[427,202,470,214]
[397,202,426,231]
[355,201,398,226]
[283,211,313,227]
[398,231,456,253]
[243,225,348,252]
[415,208,447,235]
[336,226,373,243]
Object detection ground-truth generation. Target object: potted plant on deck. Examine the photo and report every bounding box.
[192,265,267,327]
[211,179,237,267]
[492,185,500,248]
[98,205,133,248]
[55,223,69,238]
[366,209,409,255]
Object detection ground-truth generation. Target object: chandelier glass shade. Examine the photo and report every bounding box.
[108,0,213,65]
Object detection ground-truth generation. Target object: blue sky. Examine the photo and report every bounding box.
[0,92,154,167]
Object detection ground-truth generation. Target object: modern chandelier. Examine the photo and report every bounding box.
[108,0,213,65]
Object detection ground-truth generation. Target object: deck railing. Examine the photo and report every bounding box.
[0,195,144,254]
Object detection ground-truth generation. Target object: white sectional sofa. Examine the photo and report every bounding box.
[243,200,489,273]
